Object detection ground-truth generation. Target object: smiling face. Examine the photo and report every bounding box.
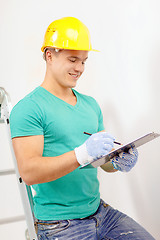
[46,49,88,90]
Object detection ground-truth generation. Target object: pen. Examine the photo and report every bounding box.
[83,132,122,145]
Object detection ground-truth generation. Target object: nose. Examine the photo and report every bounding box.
[74,61,85,73]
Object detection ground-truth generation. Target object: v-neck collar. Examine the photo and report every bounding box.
[39,86,80,108]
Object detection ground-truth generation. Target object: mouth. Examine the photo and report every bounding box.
[69,73,80,80]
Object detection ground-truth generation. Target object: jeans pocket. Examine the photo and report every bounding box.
[43,220,70,238]
[100,199,110,208]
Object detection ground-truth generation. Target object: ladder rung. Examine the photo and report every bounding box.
[0,119,4,123]
[0,169,15,176]
[0,215,25,225]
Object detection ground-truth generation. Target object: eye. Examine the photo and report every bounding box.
[69,58,76,63]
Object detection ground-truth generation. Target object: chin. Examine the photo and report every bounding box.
[68,81,77,88]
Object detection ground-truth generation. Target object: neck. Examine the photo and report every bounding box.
[41,72,73,99]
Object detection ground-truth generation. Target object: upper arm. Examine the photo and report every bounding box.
[12,135,44,176]
[10,98,44,176]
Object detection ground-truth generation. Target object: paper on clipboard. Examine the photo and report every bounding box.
[80,132,160,169]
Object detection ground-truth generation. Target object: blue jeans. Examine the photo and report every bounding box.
[35,199,155,240]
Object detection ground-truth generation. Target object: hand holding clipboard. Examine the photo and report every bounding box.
[80,132,160,169]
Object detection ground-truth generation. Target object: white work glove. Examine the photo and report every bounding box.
[111,147,138,172]
[74,132,115,166]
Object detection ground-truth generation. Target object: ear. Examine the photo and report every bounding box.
[45,49,53,63]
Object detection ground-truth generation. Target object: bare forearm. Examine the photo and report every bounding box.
[12,136,80,185]
[18,151,80,185]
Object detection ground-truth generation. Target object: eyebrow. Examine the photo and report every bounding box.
[68,56,88,61]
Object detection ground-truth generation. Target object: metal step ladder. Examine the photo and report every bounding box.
[0,87,38,240]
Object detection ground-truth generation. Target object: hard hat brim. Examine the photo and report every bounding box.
[41,46,99,52]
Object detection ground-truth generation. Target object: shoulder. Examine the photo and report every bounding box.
[74,89,98,104]
[74,89,101,110]
[11,87,43,114]
[9,88,44,138]
[10,87,44,125]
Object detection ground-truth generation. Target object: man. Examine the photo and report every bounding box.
[10,17,154,239]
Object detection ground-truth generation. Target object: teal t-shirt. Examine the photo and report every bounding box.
[10,87,105,220]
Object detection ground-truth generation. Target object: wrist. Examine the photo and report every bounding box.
[74,143,93,166]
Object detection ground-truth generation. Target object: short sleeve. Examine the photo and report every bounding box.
[10,98,44,138]
[97,107,105,132]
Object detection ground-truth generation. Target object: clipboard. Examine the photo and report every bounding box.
[80,132,160,169]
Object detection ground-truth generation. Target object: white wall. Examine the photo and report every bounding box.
[0,0,160,239]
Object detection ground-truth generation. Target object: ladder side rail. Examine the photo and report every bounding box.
[8,135,38,240]
[0,88,38,240]
[0,170,26,226]
[26,185,35,213]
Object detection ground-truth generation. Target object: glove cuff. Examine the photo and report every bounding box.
[74,143,93,166]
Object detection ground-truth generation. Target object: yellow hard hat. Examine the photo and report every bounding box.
[41,17,98,52]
